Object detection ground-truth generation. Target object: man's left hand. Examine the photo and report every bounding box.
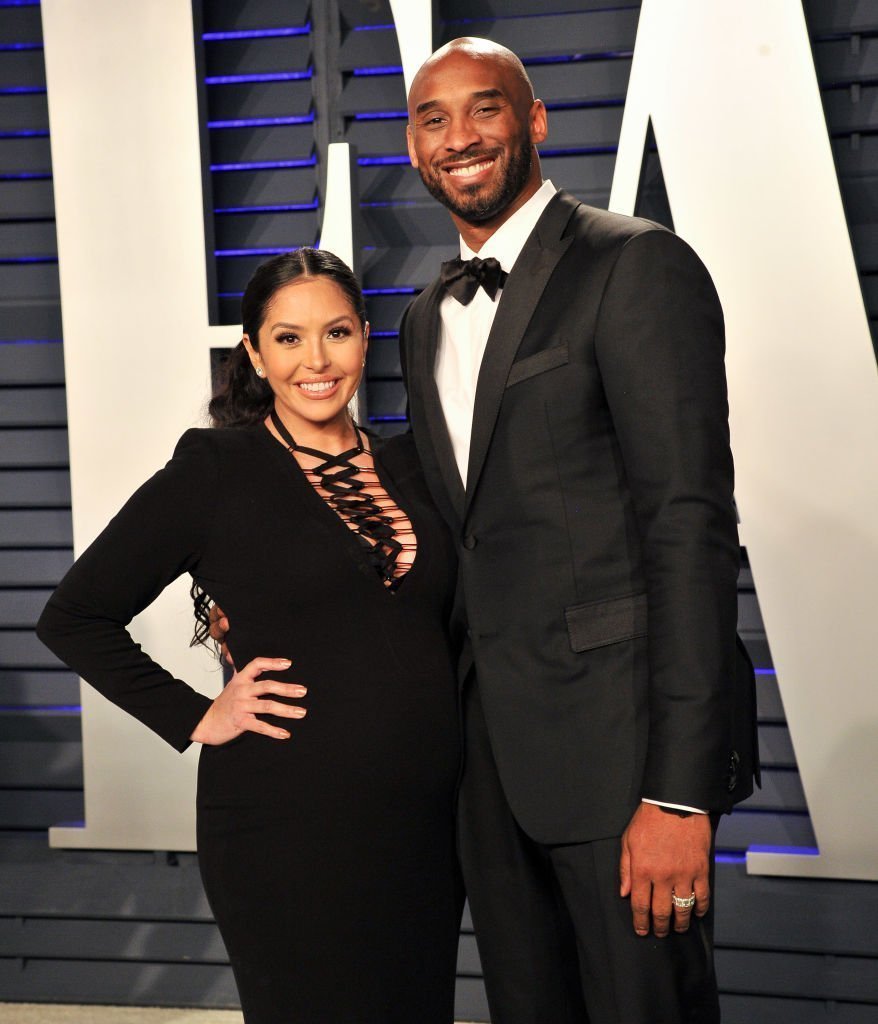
[619,802,712,938]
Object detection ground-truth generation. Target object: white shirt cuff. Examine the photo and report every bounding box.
[642,798,708,815]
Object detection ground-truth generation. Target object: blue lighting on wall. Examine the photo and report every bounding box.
[208,113,314,129]
[748,845,820,856]
[714,851,747,864]
[215,247,308,257]
[369,331,400,339]
[369,414,408,423]
[210,156,316,172]
[0,255,58,264]
[353,111,407,121]
[0,171,52,180]
[755,668,776,676]
[202,25,311,41]
[215,199,319,215]
[0,0,41,7]
[0,85,46,95]
[357,155,410,166]
[205,70,312,85]
[363,287,417,296]
[0,338,62,345]
[352,66,403,77]
[0,129,49,139]
[0,41,43,51]
[539,145,619,158]
[352,23,395,31]
[0,704,82,713]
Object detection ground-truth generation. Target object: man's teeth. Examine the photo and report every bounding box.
[449,160,493,178]
[299,381,336,392]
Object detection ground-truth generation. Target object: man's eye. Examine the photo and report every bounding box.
[475,106,499,117]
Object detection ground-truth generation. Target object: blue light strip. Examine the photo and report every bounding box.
[0,85,46,95]
[352,65,403,77]
[210,156,316,172]
[202,25,311,41]
[0,171,51,180]
[747,845,820,856]
[215,247,308,257]
[755,668,776,676]
[0,255,58,264]
[0,704,82,712]
[363,287,417,296]
[352,23,395,31]
[0,129,49,139]
[215,199,319,215]
[0,42,43,51]
[539,145,619,158]
[0,0,40,6]
[525,51,632,65]
[714,851,747,864]
[205,69,312,85]
[208,113,314,129]
[353,111,407,121]
[357,155,410,166]
[369,414,408,423]
[368,331,399,339]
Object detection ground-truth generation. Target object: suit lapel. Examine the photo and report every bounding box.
[465,191,580,511]
[409,281,466,525]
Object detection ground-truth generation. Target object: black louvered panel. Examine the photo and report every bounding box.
[804,0,878,36]
[201,0,320,326]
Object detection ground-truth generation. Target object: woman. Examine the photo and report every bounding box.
[36,249,462,1023]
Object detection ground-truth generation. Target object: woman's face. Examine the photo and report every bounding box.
[244,275,368,437]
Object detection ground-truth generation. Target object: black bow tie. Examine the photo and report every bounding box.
[439,256,508,305]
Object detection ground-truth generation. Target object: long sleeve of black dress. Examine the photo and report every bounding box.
[36,429,218,750]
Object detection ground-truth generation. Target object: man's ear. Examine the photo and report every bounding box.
[406,124,419,169]
[530,99,548,146]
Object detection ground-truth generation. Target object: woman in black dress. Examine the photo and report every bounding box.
[37,249,462,1023]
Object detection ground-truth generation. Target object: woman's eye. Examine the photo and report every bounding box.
[276,333,299,345]
[328,327,351,340]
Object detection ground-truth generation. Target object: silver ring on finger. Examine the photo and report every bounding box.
[672,891,696,909]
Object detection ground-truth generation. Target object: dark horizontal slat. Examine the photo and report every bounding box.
[0,788,83,829]
[0,220,56,260]
[337,25,401,70]
[737,592,764,631]
[0,173,56,217]
[0,957,239,1008]
[741,769,806,813]
[754,724,796,768]
[0,261,59,302]
[0,916,226,963]
[815,36,878,84]
[0,741,82,788]
[0,548,72,587]
[756,675,786,723]
[850,222,878,270]
[716,809,816,851]
[0,509,72,546]
[366,337,401,379]
[0,709,80,744]
[0,628,66,669]
[217,253,312,294]
[805,0,878,36]
[720,993,878,1024]
[833,132,878,176]
[203,0,309,33]
[362,243,456,291]
[0,339,63,382]
[211,165,316,208]
[0,5,43,45]
[0,92,48,134]
[362,293,413,332]
[716,860,878,957]
[457,932,481,975]
[861,271,877,316]
[0,135,51,175]
[204,34,310,77]
[361,202,457,249]
[836,173,878,224]
[0,587,53,626]
[0,668,79,706]
[210,121,314,163]
[0,301,61,344]
[717,947,878,1002]
[0,387,66,427]
[0,469,70,508]
[366,380,406,420]
[214,207,319,248]
[823,83,878,134]
[454,975,490,1022]
[439,9,639,59]
[0,429,69,469]
[206,79,312,121]
[0,859,210,918]
[442,0,638,15]
[0,49,45,90]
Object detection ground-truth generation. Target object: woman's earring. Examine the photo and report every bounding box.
[255,367,265,378]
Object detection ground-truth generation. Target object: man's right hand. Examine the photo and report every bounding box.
[208,603,233,665]
[190,657,307,745]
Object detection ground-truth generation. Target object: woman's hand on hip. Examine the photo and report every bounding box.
[190,657,307,745]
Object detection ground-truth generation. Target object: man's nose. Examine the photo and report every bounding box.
[444,117,482,154]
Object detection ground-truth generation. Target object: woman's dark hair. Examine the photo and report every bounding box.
[207,246,367,428]
[193,248,367,649]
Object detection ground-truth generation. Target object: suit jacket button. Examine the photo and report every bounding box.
[462,534,477,550]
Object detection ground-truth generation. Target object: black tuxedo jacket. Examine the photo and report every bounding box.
[400,191,758,844]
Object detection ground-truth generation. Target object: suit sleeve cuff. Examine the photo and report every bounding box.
[642,798,708,815]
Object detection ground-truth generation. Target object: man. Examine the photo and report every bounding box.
[399,37,757,1023]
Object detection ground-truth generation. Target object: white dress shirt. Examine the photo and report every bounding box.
[433,179,705,816]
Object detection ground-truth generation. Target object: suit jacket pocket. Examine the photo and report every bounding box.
[565,593,648,652]
[506,344,569,388]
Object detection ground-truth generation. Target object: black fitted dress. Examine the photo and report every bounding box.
[36,426,462,1024]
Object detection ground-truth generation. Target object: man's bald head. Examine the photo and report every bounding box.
[408,37,535,117]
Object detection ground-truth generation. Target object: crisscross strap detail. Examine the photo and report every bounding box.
[269,411,415,590]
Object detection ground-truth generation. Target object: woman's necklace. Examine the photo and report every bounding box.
[269,410,404,589]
